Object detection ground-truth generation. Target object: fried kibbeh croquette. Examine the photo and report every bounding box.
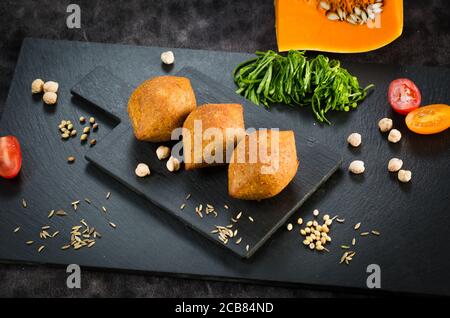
[128,76,196,142]
[228,130,299,200]
[183,103,245,170]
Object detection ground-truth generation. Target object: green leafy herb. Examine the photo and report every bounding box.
[233,50,374,124]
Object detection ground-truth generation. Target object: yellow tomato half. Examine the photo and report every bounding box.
[405,104,450,135]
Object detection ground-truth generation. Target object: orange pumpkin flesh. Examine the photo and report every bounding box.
[275,0,403,53]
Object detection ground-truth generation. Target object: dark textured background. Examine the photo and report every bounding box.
[0,0,448,298]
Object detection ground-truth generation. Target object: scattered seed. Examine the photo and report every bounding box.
[67,156,76,163]
[38,246,45,253]
[354,222,361,230]
[55,210,67,216]
[341,245,350,249]
[352,238,356,246]
[80,134,88,142]
[52,231,60,237]
[92,123,99,130]
[246,245,250,252]
[84,198,91,204]
[22,199,27,208]
[313,209,319,217]
[14,227,20,233]
[297,218,303,225]
[42,225,50,230]
[340,252,349,264]
[180,203,186,210]
[47,210,55,218]
[79,116,86,123]
[90,139,97,146]
[106,192,111,200]
[336,218,345,223]
[236,237,242,244]
[360,232,370,236]
[185,194,191,200]
[248,216,254,222]
[109,222,116,229]
[287,223,293,231]
[26,241,34,245]
[371,230,380,236]
[102,206,107,213]
[61,245,71,250]
[89,117,95,124]
[236,212,242,220]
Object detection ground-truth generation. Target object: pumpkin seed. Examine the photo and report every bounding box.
[319,1,330,11]
[327,12,340,21]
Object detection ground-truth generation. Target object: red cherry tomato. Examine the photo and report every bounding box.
[0,136,23,179]
[388,78,422,115]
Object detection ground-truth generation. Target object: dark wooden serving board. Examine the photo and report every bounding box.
[0,38,449,296]
[71,66,342,258]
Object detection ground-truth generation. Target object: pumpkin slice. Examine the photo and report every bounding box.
[275,0,403,53]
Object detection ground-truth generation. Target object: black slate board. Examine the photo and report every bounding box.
[71,66,342,258]
[0,38,449,296]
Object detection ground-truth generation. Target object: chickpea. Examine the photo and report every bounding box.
[378,118,393,132]
[388,129,402,143]
[156,146,171,160]
[135,163,151,177]
[31,79,44,94]
[166,156,181,172]
[398,169,412,183]
[388,158,403,172]
[347,132,362,147]
[161,51,175,65]
[349,160,365,174]
[43,81,59,93]
[43,92,57,105]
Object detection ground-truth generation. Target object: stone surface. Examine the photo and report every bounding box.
[0,0,448,298]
